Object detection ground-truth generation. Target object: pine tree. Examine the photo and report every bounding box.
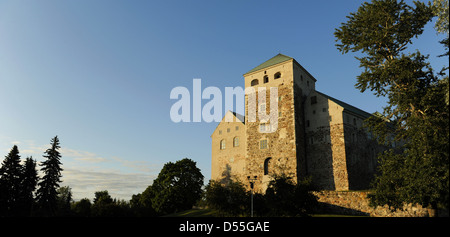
[36,136,63,216]
[0,145,23,216]
[19,157,38,216]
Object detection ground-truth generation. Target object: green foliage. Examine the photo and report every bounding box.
[204,179,248,217]
[71,192,135,217]
[72,198,91,217]
[149,158,204,215]
[265,175,317,217]
[204,175,317,217]
[56,186,73,216]
[335,0,449,210]
[432,0,449,35]
[93,190,113,205]
[432,0,449,105]
[91,190,131,217]
[129,186,157,217]
[91,190,113,217]
[1,150,206,217]
[335,0,434,96]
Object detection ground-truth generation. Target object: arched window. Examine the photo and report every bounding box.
[274,72,281,79]
[263,75,269,83]
[251,79,259,86]
[264,158,272,175]
[220,139,226,150]
[233,137,239,147]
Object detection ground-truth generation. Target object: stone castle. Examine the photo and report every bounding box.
[211,54,386,192]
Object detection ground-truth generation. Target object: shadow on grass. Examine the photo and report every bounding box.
[164,209,218,217]
[165,207,369,217]
[313,202,370,216]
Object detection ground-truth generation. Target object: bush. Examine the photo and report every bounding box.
[265,175,318,216]
[204,179,248,217]
[205,175,318,217]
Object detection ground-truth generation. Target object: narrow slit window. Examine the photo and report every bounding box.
[220,139,226,150]
[264,158,272,175]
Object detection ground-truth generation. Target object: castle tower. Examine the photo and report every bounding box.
[242,54,316,192]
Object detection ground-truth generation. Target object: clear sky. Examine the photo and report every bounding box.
[0,0,447,200]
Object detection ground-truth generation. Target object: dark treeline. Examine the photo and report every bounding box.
[0,136,318,217]
[0,136,63,217]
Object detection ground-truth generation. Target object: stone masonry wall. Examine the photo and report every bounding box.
[245,81,297,193]
[306,124,350,191]
[313,191,441,217]
[293,84,307,181]
[244,61,300,193]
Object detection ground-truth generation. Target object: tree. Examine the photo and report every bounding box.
[93,190,113,205]
[150,158,204,215]
[19,157,38,216]
[131,186,157,217]
[91,190,131,217]
[36,136,63,216]
[56,186,73,216]
[204,179,248,217]
[204,175,317,217]
[432,0,449,35]
[72,198,91,217]
[0,145,23,216]
[265,175,317,217]
[335,0,449,212]
[91,190,114,217]
[432,0,449,105]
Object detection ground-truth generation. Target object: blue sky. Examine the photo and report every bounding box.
[0,0,447,200]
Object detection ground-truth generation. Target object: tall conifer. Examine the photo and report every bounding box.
[36,136,63,216]
[0,145,23,216]
[20,157,38,215]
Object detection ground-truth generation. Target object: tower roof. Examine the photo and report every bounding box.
[244,53,293,75]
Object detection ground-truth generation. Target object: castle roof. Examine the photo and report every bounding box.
[210,111,245,137]
[244,53,293,75]
[316,91,372,119]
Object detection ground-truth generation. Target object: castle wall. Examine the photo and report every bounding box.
[244,60,298,193]
[313,191,442,217]
[292,62,315,181]
[293,62,315,97]
[342,111,381,190]
[303,91,383,190]
[211,112,246,183]
[293,83,307,181]
[304,92,349,190]
[211,54,387,193]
